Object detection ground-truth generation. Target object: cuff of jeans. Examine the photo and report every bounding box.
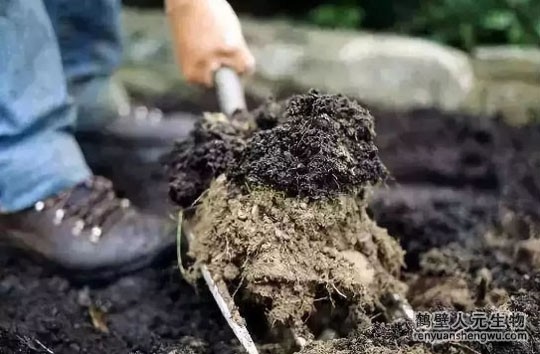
[0,131,92,212]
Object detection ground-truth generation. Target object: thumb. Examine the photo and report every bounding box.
[219,46,256,75]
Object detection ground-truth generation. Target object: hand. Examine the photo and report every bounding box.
[166,0,255,87]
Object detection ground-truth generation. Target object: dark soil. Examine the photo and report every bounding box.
[231,92,387,198]
[165,99,286,208]
[0,253,240,354]
[167,91,387,206]
[369,108,540,354]
[166,111,254,207]
[300,321,431,354]
[3,98,540,353]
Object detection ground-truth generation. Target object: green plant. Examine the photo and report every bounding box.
[301,0,539,49]
[405,0,540,50]
[307,1,365,29]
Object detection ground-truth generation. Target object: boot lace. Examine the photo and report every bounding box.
[33,177,131,243]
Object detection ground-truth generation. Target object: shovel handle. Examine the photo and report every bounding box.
[214,67,247,116]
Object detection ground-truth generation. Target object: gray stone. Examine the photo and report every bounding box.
[473,46,540,82]
[478,80,540,126]
[465,46,540,126]
[242,18,475,111]
[118,9,539,125]
[119,9,475,111]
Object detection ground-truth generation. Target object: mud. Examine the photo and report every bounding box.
[3,98,540,353]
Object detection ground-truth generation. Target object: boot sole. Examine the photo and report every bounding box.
[0,241,175,283]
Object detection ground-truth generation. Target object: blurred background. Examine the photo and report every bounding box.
[124,0,540,50]
[118,0,540,126]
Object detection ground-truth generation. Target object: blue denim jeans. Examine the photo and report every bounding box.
[0,0,122,212]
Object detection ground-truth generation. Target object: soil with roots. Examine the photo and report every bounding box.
[2,96,540,353]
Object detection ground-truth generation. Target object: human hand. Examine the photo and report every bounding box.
[166,0,255,87]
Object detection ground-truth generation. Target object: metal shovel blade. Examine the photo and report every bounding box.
[182,226,259,354]
[176,67,257,353]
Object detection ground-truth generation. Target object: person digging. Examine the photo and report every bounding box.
[0,0,254,275]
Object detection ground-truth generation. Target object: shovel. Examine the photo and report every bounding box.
[178,69,415,353]
[178,67,258,354]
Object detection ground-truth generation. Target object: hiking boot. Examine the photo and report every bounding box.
[0,176,176,277]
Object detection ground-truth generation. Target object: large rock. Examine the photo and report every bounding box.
[473,46,540,82]
[242,19,474,111]
[119,9,540,125]
[466,46,540,125]
[119,9,474,111]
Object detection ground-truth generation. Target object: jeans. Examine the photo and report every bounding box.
[0,0,122,212]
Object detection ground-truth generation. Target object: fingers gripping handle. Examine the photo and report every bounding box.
[214,67,247,116]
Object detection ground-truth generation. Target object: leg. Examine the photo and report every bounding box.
[43,0,128,130]
[0,0,91,212]
[43,0,122,83]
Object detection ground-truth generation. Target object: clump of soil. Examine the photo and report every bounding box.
[172,91,403,339]
[231,92,387,198]
[189,177,404,334]
[167,91,387,206]
[167,112,255,207]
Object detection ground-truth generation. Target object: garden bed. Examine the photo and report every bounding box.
[1,94,540,354]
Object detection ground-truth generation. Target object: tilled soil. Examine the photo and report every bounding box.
[2,103,540,354]
[0,253,241,354]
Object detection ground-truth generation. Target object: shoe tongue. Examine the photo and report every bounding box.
[68,184,94,207]
[67,177,113,209]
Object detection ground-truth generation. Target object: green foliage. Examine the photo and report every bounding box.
[406,0,540,50]
[307,1,364,29]
[301,0,540,50]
